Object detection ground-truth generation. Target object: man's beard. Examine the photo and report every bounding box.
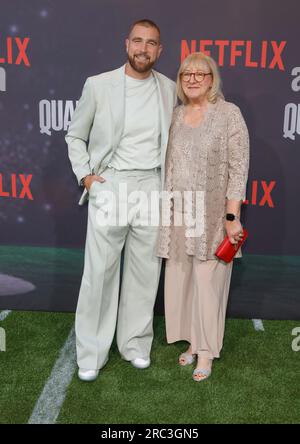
[127,53,156,73]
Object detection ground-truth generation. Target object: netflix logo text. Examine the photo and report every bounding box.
[0,36,31,92]
[0,174,33,200]
[0,37,31,67]
[244,180,276,208]
[181,40,287,71]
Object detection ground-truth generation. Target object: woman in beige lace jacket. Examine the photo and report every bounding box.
[156,52,249,382]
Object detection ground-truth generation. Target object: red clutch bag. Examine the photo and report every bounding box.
[215,228,248,263]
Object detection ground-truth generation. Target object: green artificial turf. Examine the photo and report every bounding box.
[0,311,299,424]
[0,311,74,424]
[58,316,300,424]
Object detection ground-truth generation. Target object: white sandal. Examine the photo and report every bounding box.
[178,352,196,366]
[192,367,211,382]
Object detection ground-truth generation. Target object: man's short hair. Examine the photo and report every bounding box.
[128,19,161,38]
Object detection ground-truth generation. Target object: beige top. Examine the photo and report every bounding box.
[156,98,250,261]
[109,74,161,170]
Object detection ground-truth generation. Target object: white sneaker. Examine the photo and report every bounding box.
[131,357,151,369]
[78,368,99,381]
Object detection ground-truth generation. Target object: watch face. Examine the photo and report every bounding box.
[226,213,235,221]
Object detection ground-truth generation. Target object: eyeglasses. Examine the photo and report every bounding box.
[181,71,212,82]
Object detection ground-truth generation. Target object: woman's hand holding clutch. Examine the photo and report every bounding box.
[225,219,244,245]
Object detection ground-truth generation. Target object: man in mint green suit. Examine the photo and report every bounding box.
[66,19,176,381]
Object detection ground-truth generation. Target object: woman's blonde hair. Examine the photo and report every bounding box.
[176,52,224,104]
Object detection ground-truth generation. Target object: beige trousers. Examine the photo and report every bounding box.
[75,168,161,370]
[164,227,233,360]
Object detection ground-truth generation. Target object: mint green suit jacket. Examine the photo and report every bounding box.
[66,64,177,205]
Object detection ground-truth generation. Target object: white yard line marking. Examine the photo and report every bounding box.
[0,310,12,321]
[252,319,265,331]
[28,326,77,424]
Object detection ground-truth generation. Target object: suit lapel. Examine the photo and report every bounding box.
[153,71,169,150]
[153,71,173,180]
[108,64,126,151]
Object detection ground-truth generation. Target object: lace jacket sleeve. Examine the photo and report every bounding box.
[226,104,250,201]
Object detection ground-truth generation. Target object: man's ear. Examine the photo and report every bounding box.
[125,38,129,53]
[158,44,163,58]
